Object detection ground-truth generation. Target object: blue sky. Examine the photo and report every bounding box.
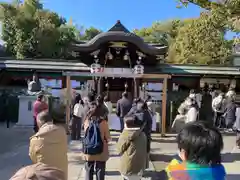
[0,0,236,39]
[42,0,202,31]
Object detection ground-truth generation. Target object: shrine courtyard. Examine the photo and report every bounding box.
[0,124,240,180]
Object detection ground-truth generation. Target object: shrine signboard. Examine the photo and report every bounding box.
[64,67,144,78]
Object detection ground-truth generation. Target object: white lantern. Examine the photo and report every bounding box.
[90,63,102,73]
[133,64,144,74]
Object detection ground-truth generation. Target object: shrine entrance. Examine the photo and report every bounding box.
[67,20,169,135]
[64,71,170,136]
[102,77,134,103]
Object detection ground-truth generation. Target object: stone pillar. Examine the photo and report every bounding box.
[16,95,37,127]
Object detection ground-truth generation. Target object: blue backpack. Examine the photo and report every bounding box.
[83,118,103,155]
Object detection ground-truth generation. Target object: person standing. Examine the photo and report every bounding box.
[185,97,199,123]
[33,94,48,133]
[116,92,132,132]
[71,96,84,140]
[117,116,147,180]
[134,100,152,169]
[224,96,237,131]
[212,93,225,128]
[29,111,68,179]
[199,89,213,122]
[82,101,110,180]
[82,91,96,122]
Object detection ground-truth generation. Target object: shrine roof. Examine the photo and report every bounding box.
[70,20,167,55]
[108,20,130,33]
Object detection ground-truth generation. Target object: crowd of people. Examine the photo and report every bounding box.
[9,89,236,180]
[175,88,240,147]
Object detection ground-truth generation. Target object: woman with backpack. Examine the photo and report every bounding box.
[82,100,111,180]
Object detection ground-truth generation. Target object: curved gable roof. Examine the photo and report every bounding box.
[71,21,167,55]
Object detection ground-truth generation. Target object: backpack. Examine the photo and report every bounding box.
[82,118,103,155]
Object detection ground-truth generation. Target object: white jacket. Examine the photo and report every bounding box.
[73,103,84,118]
[185,107,198,123]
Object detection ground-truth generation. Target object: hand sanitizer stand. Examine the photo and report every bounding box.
[16,95,37,127]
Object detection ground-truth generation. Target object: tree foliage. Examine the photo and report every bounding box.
[134,19,193,45]
[177,0,240,41]
[0,0,76,59]
[79,27,102,41]
[134,0,238,64]
[168,12,231,64]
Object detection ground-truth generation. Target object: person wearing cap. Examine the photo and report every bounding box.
[10,163,65,180]
[33,94,48,133]
[29,111,68,179]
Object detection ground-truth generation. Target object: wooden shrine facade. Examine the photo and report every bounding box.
[69,20,168,101]
[66,20,169,135]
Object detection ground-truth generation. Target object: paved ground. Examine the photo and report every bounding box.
[0,124,33,180]
[0,124,240,180]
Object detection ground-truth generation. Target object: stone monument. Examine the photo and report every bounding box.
[27,72,42,95]
[17,72,44,127]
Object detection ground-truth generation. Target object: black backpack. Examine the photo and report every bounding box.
[82,118,103,155]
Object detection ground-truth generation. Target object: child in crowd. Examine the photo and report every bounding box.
[166,121,226,180]
[117,116,147,180]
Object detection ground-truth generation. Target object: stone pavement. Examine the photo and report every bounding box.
[1,124,240,180]
[68,132,156,180]
[0,124,33,180]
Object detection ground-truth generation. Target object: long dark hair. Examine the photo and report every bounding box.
[74,93,84,106]
[85,101,102,121]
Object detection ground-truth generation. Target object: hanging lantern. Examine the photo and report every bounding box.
[134,60,144,74]
[106,49,113,60]
[123,50,129,61]
[90,56,102,73]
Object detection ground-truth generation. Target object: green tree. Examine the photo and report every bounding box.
[133,20,192,45]
[0,0,76,59]
[177,0,240,40]
[80,27,102,40]
[167,12,231,64]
